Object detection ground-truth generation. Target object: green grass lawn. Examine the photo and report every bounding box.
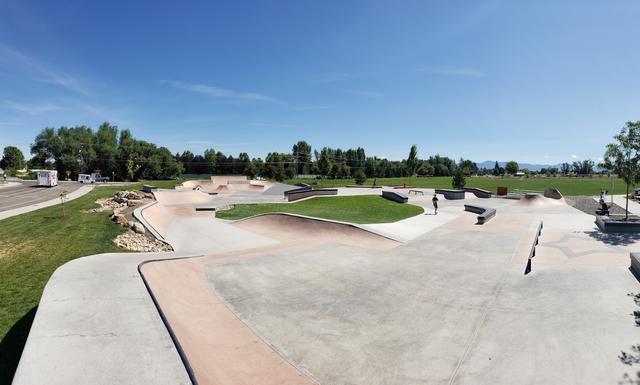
[0,181,178,385]
[216,195,424,224]
[283,176,630,196]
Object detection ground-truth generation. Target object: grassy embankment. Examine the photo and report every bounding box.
[284,175,630,196]
[0,179,182,385]
[216,195,424,224]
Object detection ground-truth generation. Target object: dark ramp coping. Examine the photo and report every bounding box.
[286,188,337,202]
[382,190,408,203]
[435,189,465,200]
[463,187,491,198]
[524,221,544,275]
[463,204,496,224]
[631,253,640,279]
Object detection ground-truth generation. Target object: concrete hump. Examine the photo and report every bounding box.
[234,213,400,250]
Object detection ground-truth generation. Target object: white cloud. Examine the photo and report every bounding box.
[419,67,485,77]
[571,154,577,159]
[0,43,89,95]
[161,80,284,104]
[350,90,383,99]
[4,100,59,115]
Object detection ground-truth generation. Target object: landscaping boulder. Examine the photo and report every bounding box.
[130,221,146,234]
[127,199,144,207]
[543,187,563,200]
[111,214,128,226]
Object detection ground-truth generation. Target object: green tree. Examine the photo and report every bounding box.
[602,121,640,220]
[1,146,25,171]
[354,168,366,185]
[505,161,519,175]
[203,148,217,174]
[493,161,501,176]
[452,168,466,189]
[292,140,312,175]
[406,145,418,176]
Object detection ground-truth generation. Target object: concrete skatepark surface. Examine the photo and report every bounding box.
[12,180,640,385]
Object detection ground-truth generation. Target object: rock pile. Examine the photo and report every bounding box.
[113,231,173,252]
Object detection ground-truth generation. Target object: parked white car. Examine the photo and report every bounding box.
[77,174,94,183]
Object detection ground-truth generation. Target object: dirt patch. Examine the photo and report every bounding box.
[0,239,37,259]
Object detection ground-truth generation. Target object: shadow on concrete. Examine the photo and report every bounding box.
[0,306,37,385]
[586,231,640,247]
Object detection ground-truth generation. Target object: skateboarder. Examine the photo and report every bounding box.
[432,193,439,215]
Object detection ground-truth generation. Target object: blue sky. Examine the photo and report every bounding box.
[1,0,639,164]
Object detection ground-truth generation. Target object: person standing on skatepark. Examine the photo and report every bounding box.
[432,193,439,215]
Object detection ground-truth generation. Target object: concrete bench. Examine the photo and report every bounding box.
[463,205,496,224]
[382,190,409,203]
[463,187,491,198]
[408,189,424,195]
[435,189,465,200]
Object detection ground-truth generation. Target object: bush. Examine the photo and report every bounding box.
[354,169,367,185]
[452,168,466,189]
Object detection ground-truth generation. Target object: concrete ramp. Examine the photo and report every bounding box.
[234,213,400,250]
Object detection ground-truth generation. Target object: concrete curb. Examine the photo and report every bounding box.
[133,201,167,242]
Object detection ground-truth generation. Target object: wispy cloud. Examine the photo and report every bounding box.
[4,100,59,115]
[350,90,383,99]
[419,67,485,78]
[291,105,335,111]
[0,43,89,95]
[161,80,284,104]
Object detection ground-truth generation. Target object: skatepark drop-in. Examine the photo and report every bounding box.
[11,179,640,385]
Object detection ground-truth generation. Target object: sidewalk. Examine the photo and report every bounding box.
[0,185,94,221]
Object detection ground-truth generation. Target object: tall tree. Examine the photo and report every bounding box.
[406,145,418,176]
[602,121,640,220]
[292,140,312,175]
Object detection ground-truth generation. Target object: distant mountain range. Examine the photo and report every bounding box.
[476,161,563,172]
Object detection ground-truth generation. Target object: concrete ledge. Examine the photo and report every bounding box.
[463,204,496,224]
[435,189,465,200]
[283,183,312,196]
[595,215,640,233]
[463,187,492,198]
[382,190,408,203]
[285,188,337,202]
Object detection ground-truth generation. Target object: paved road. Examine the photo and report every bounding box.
[0,181,84,212]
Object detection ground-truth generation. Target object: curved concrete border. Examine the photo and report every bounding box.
[138,257,200,385]
[133,201,166,241]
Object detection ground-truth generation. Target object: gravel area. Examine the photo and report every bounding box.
[565,195,628,216]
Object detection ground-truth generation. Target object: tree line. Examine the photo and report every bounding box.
[1,122,599,181]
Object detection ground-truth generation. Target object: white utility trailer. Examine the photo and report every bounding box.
[37,170,58,187]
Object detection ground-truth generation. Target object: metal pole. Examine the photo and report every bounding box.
[611,173,614,206]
